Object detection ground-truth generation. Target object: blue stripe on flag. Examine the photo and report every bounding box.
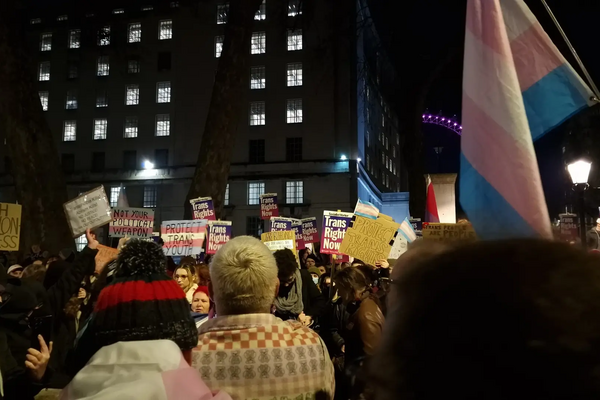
[523,64,589,141]
[460,154,538,240]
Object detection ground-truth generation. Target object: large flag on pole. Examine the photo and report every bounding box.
[425,177,440,223]
[461,0,595,240]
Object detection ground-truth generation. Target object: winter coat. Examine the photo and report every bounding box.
[299,269,326,318]
[342,294,384,366]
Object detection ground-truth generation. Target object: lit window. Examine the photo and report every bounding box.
[96,91,108,108]
[224,183,230,206]
[128,60,140,74]
[39,92,49,111]
[247,182,265,205]
[128,23,142,43]
[286,181,303,204]
[156,82,171,103]
[215,36,224,58]
[251,32,266,54]
[63,120,76,141]
[366,154,370,169]
[97,56,109,76]
[110,187,120,207]
[143,186,157,208]
[98,26,110,46]
[75,234,87,251]
[170,1,179,7]
[126,84,139,105]
[396,133,400,145]
[286,99,302,124]
[30,18,41,24]
[65,91,78,110]
[249,101,265,126]
[385,137,389,150]
[159,20,172,40]
[142,5,154,11]
[40,33,52,51]
[286,62,302,86]
[382,114,385,127]
[69,30,81,49]
[124,117,138,138]
[155,114,170,136]
[57,15,68,21]
[113,8,124,14]
[288,0,302,16]
[94,119,108,140]
[250,66,265,89]
[254,0,266,20]
[392,146,396,157]
[68,63,78,79]
[287,29,302,51]
[217,4,229,24]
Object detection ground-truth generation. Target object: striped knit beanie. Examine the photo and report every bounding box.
[92,240,198,351]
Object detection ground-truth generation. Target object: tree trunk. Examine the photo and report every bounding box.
[184,0,264,220]
[0,3,74,255]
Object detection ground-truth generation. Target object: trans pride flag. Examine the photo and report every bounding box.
[461,0,595,239]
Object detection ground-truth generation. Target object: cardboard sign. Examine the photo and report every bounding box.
[109,208,154,238]
[161,220,208,256]
[0,203,21,251]
[261,230,296,254]
[270,217,293,232]
[95,244,119,274]
[388,234,408,259]
[339,214,400,265]
[302,217,319,243]
[354,199,379,220]
[260,193,279,220]
[207,221,232,254]
[559,214,578,242]
[291,219,305,250]
[190,197,216,221]
[422,223,477,242]
[320,211,353,255]
[63,186,112,238]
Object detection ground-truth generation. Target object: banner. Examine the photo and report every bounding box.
[422,223,477,242]
[207,221,232,254]
[320,211,353,255]
[63,186,112,237]
[559,214,578,242]
[339,214,400,265]
[0,203,21,251]
[161,220,208,256]
[261,230,296,254]
[260,193,279,220]
[95,244,119,274]
[354,199,379,220]
[291,219,305,250]
[190,197,216,221]
[109,208,154,238]
[302,217,318,243]
[270,217,293,232]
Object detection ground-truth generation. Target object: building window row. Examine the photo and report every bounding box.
[61,114,170,141]
[215,30,302,57]
[215,0,301,24]
[247,181,303,205]
[249,100,303,125]
[248,63,302,89]
[248,137,303,163]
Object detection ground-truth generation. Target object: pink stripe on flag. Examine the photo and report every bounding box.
[466,0,510,57]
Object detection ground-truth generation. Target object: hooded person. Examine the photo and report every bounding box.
[62,240,229,400]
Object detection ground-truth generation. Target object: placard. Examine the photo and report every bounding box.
[261,230,296,254]
[339,214,400,265]
[190,197,216,221]
[320,211,353,255]
[109,208,154,238]
[422,223,477,242]
[291,219,305,250]
[302,217,319,243]
[95,244,119,274]
[63,186,112,238]
[161,220,208,256]
[410,218,423,237]
[260,193,279,220]
[207,221,232,254]
[0,203,21,251]
[270,217,293,232]
[559,214,578,242]
[388,234,408,259]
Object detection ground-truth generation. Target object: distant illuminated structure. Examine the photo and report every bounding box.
[422,114,463,135]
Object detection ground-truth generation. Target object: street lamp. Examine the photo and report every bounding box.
[568,160,592,249]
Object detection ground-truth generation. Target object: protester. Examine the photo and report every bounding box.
[62,240,227,400]
[195,262,211,286]
[587,218,600,249]
[273,248,325,325]
[192,236,335,399]
[308,266,322,285]
[20,264,47,283]
[305,254,318,269]
[6,265,22,279]
[174,265,198,304]
[317,263,327,275]
[190,286,210,328]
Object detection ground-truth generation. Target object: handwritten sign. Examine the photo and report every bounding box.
[95,244,119,274]
[302,217,318,243]
[320,211,353,255]
[291,219,305,250]
[207,221,232,254]
[161,220,208,256]
[422,223,477,242]
[339,214,400,265]
[190,197,216,221]
[260,193,279,220]
[0,203,21,251]
[261,230,296,254]
[63,186,112,237]
[270,217,293,232]
[109,208,154,238]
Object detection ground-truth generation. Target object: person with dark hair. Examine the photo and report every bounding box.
[195,262,211,286]
[273,249,325,326]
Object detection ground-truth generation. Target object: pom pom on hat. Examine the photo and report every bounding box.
[116,240,167,277]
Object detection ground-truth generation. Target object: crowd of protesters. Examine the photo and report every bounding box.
[3,230,600,400]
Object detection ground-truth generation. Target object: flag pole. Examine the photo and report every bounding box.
[540,0,600,101]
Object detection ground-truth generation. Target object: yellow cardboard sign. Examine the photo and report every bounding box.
[95,244,119,274]
[339,214,400,265]
[261,230,297,254]
[0,203,21,251]
[422,223,477,242]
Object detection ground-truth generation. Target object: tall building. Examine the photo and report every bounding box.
[2,0,407,242]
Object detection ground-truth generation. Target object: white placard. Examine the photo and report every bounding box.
[63,186,112,237]
[388,233,408,259]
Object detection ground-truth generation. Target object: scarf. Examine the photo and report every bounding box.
[274,268,303,316]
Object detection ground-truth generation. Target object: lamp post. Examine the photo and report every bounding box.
[567,160,592,249]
